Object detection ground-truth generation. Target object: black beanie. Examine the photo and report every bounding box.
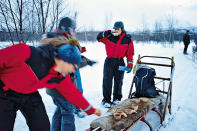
[46,32,64,38]
[58,17,76,35]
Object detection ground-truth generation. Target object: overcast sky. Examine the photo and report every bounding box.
[71,0,197,31]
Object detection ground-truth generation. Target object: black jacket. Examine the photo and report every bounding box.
[26,44,56,80]
[183,33,190,45]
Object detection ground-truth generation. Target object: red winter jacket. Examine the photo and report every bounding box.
[97,31,134,68]
[0,43,95,115]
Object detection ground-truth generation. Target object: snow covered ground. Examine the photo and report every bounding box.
[12,41,197,131]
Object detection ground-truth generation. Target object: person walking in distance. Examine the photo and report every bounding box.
[183,30,190,55]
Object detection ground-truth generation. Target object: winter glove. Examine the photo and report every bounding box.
[103,30,112,37]
[118,66,132,73]
[87,59,97,66]
[80,47,86,53]
[79,56,97,68]
[126,68,132,73]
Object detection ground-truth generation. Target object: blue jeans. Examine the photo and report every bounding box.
[51,97,75,131]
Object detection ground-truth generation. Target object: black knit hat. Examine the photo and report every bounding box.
[46,32,64,38]
[58,17,76,35]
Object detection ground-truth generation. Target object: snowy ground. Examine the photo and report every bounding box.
[12,41,197,131]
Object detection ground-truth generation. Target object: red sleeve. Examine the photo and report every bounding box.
[55,75,96,115]
[0,43,31,70]
[98,37,110,44]
[126,41,134,68]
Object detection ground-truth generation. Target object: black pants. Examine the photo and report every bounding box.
[102,58,125,103]
[0,88,50,131]
[183,43,189,54]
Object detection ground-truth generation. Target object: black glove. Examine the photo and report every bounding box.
[104,30,112,37]
[87,60,97,66]
[79,56,97,68]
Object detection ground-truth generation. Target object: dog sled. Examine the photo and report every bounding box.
[87,55,175,131]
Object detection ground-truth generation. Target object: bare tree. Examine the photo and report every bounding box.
[104,11,112,30]
[0,0,14,43]
[165,11,178,45]
[0,0,32,42]
[48,0,67,32]
[32,0,52,34]
[154,20,163,42]
[0,0,72,43]
[141,15,150,42]
[7,0,20,42]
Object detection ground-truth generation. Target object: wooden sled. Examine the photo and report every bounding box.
[87,55,175,131]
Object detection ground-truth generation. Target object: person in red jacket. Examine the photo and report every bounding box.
[0,43,101,131]
[97,21,134,108]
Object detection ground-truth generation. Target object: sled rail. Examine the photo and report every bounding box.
[139,55,173,60]
[154,76,170,81]
[130,55,175,122]
[138,56,175,68]
[139,62,172,67]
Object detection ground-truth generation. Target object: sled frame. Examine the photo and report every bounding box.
[127,55,175,130]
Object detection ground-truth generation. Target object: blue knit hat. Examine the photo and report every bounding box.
[57,44,81,66]
[113,21,124,30]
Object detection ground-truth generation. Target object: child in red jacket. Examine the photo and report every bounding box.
[0,43,101,131]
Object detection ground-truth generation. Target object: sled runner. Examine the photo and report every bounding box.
[192,46,197,62]
[87,55,175,131]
